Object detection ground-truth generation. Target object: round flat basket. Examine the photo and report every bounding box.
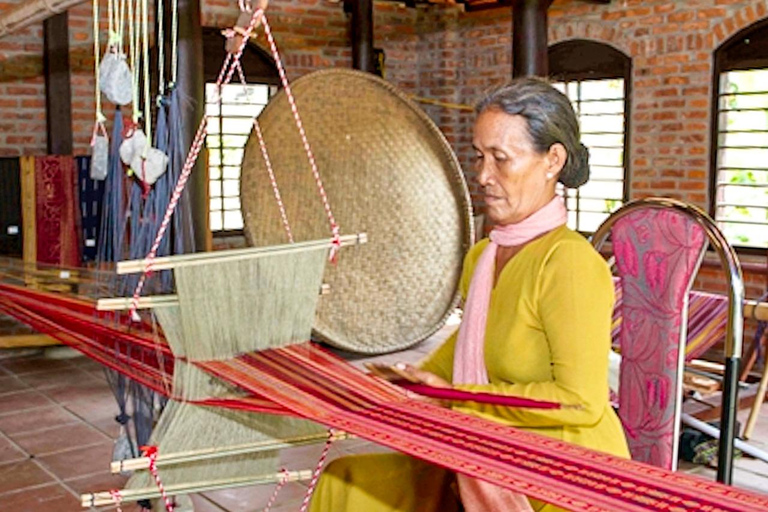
[240,68,473,354]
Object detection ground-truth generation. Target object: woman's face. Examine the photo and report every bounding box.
[472,109,563,226]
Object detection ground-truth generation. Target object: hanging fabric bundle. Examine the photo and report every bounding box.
[100,0,132,106]
[120,0,168,189]
[90,0,109,180]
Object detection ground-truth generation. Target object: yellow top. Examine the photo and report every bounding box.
[421,225,629,457]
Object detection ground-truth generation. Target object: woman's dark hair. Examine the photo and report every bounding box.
[475,77,590,188]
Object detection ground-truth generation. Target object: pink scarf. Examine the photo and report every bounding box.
[453,195,567,512]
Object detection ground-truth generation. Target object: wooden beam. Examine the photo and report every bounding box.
[43,12,73,155]
[20,156,36,264]
[0,0,86,39]
[0,334,59,348]
[348,0,375,73]
[511,0,549,78]
[171,0,207,251]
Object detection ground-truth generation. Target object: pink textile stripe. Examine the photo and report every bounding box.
[197,344,768,512]
[396,382,560,409]
[611,279,729,361]
[453,196,567,385]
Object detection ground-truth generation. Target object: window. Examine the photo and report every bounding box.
[205,83,272,231]
[549,40,631,233]
[203,28,279,234]
[712,21,768,250]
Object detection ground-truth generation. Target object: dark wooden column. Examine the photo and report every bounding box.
[348,0,375,73]
[43,12,73,155]
[171,0,208,250]
[511,0,549,78]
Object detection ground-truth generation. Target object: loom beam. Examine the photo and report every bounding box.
[111,431,349,473]
[81,470,312,507]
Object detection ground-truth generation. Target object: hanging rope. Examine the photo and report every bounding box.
[261,15,341,259]
[262,468,291,512]
[156,0,164,97]
[298,430,335,512]
[92,0,105,125]
[234,60,293,243]
[127,8,260,320]
[170,0,178,85]
[109,489,124,512]
[141,0,151,151]
[142,446,175,512]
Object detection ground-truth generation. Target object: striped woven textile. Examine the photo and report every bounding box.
[2,280,766,510]
[199,343,768,512]
[612,279,728,361]
[0,281,290,415]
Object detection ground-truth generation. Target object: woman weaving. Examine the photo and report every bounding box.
[309,77,630,512]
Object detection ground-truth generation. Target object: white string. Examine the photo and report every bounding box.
[141,0,151,151]
[92,0,104,123]
[117,0,126,54]
[128,0,139,123]
[170,0,178,84]
[156,0,164,96]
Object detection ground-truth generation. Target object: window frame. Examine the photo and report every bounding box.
[548,39,632,234]
[203,27,280,236]
[709,19,768,254]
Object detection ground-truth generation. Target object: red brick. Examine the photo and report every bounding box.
[698,8,727,19]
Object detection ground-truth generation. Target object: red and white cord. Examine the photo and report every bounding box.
[109,489,123,512]
[143,446,175,512]
[128,8,264,321]
[234,60,294,243]
[261,15,341,260]
[298,430,335,512]
[262,468,291,512]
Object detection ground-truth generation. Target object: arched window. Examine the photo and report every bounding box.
[203,28,279,233]
[549,40,631,233]
[711,20,768,250]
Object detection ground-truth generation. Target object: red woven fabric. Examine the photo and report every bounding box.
[2,283,767,511]
[35,156,81,266]
[199,344,768,512]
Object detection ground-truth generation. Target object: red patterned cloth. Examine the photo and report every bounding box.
[199,343,768,512]
[35,156,81,266]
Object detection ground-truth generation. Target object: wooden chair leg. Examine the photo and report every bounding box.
[743,360,768,440]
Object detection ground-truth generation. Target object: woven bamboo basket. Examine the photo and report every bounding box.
[240,69,473,354]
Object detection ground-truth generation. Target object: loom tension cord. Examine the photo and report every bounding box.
[233,60,294,243]
[129,6,341,320]
[262,468,292,512]
[299,430,335,512]
[109,489,124,512]
[142,445,175,512]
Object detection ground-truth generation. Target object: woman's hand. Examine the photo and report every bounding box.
[394,363,452,388]
[365,362,451,388]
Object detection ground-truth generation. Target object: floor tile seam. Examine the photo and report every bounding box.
[0,408,86,434]
[0,362,80,377]
[30,454,88,502]
[18,368,105,388]
[195,491,234,512]
[0,386,57,402]
[0,480,61,498]
[0,426,30,456]
[0,396,61,418]
[27,438,113,459]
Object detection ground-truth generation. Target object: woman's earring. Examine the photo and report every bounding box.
[546,172,554,180]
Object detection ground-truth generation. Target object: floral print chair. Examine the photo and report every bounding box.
[592,198,744,477]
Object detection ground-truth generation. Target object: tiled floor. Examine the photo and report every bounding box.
[1,321,768,512]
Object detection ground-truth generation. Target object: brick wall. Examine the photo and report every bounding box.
[0,0,766,330]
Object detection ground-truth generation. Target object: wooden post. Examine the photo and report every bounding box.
[43,12,73,155]
[171,0,209,251]
[348,0,375,73]
[511,0,549,78]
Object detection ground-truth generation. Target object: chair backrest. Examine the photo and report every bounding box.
[599,205,707,470]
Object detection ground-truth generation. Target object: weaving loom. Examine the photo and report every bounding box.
[2,5,768,512]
